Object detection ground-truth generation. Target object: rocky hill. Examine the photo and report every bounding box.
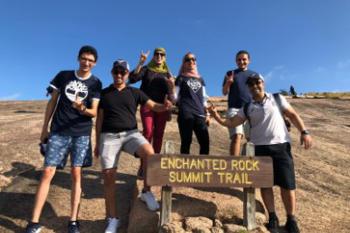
[0,97,349,232]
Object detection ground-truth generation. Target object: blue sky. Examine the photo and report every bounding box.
[0,0,349,100]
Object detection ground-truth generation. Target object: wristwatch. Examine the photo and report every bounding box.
[301,130,310,135]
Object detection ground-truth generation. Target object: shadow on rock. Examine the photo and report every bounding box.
[3,162,35,177]
[193,186,266,213]
[172,193,218,218]
[0,192,57,232]
[16,164,137,200]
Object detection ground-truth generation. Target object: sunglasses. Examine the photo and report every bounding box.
[113,68,127,76]
[247,80,263,87]
[154,52,165,57]
[184,57,196,62]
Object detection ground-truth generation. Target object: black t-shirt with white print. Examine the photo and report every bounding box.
[175,75,206,117]
[99,85,149,133]
[49,70,102,136]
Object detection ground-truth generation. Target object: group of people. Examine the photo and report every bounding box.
[25,45,312,233]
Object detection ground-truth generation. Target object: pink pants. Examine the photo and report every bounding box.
[140,105,168,153]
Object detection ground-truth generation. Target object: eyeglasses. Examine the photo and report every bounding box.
[80,57,96,63]
[113,68,127,76]
[184,57,196,63]
[154,52,165,57]
[247,80,263,87]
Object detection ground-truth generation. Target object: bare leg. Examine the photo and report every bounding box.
[136,143,155,192]
[281,188,296,216]
[70,167,82,221]
[31,166,57,222]
[260,187,276,213]
[103,168,117,218]
[230,134,242,156]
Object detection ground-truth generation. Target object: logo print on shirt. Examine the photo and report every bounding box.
[65,80,88,102]
[186,79,202,93]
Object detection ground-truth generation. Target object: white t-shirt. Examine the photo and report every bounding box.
[237,93,291,145]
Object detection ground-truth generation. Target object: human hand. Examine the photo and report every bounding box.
[226,71,234,84]
[40,130,49,143]
[163,95,173,110]
[72,94,86,113]
[205,115,211,126]
[207,102,216,114]
[300,134,312,149]
[139,50,150,66]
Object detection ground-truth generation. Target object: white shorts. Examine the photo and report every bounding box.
[99,130,148,170]
[226,108,250,139]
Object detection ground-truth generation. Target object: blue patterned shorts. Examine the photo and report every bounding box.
[44,134,92,168]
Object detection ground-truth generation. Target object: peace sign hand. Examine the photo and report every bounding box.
[139,50,150,66]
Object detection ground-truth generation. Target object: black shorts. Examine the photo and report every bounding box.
[255,142,296,190]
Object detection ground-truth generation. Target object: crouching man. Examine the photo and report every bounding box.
[209,73,312,233]
[95,60,172,233]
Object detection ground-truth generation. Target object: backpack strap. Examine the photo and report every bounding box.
[273,93,282,110]
[273,93,291,131]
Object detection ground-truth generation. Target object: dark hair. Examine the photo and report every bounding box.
[236,50,250,59]
[78,45,98,62]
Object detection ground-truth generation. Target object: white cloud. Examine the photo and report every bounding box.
[314,66,326,73]
[264,65,285,81]
[337,59,350,69]
[0,93,21,100]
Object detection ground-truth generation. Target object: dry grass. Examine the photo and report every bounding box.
[304,91,350,99]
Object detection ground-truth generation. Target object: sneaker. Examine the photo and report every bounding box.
[105,217,120,233]
[140,191,160,211]
[285,218,300,233]
[25,222,42,233]
[68,221,80,233]
[266,214,279,233]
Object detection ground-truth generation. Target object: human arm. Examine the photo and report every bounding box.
[283,106,312,149]
[40,90,59,142]
[171,76,182,102]
[134,50,150,75]
[94,108,104,158]
[166,75,176,103]
[222,71,234,95]
[72,79,101,117]
[144,98,173,113]
[208,105,245,128]
[72,97,100,117]
[202,86,211,126]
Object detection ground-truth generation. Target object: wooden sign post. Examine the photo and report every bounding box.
[159,141,174,228]
[242,142,256,230]
[148,141,273,230]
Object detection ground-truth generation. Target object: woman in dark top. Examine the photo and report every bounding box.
[129,48,174,176]
[174,52,210,154]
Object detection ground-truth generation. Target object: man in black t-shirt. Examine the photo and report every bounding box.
[25,45,102,233]
[95,60,172,233]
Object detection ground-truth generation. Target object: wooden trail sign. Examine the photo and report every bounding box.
[147,154,273,188]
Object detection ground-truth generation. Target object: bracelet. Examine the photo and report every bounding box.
[301,130,310,135]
